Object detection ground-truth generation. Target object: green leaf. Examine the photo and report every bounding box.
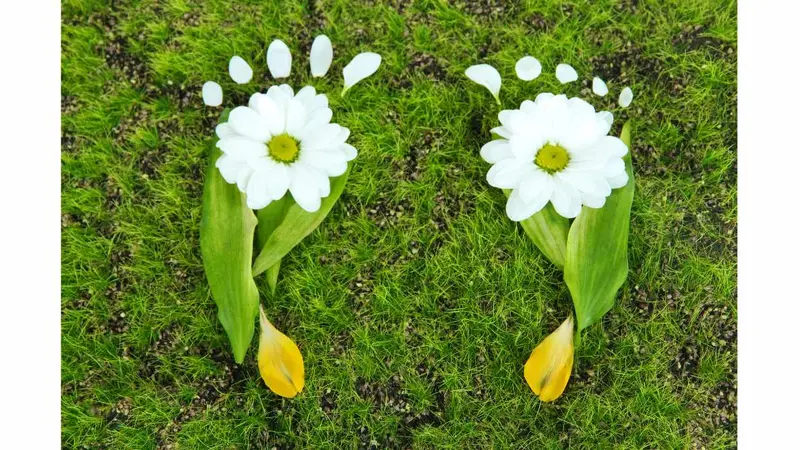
[265,259,281,296]
[199,146,259,363]
[256,197,291,296]
[564,122,635,331]
[252,165,352,277]
[513,199,569,269]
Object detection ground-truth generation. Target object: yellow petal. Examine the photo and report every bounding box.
[257,305,305,398]
[523,315,574,402]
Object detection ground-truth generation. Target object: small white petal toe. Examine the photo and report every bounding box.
[267,39,292,79]
[202,81,223,106]
[310,35,333,77]
[465,64,502,104]
[515,56,542,81]
[229,56,253,84]
[592,77,608,96]
[342,52,382,95]
[555,63,578,84]
[618,87,634,108]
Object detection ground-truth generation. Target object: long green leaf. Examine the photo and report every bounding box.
[256,197,291,296]
[564,122,635,331]
[252,165,352,277]
[514,199,569,269]
[199,146,259,363]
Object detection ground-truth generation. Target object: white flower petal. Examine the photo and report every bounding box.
[619,87,634,107]
[279,84,294,98]
[246,170,272,210]
[465,64,501,103]
[330,126,350,147]
[490,126,513,139]
[215,123,235,139]
[265,86,292,119]
[267,39,292,78]
[284,99,307,137]
[236,166,254,192]
[518,170,553,204]
[228,56,253,84]
[340,144,358,161]
[534,92,555,104]
[608,170,629,189]
[486,159,531,189]
[581,191,607,209]
[597,111,614,131]
[602,158,626,178]
[250,95,285,136]
[301,124,342,151]
[550,178,582,218]
[215,154,245,184]
[480,140,513,163]
[289,164,322,212]
[515,56,542,81]
[295,86,317,106]
[301,149,347,177]
[202,81,223,106]
[219,137,266,160]
[342,52,382,94]
[298,107,333,140]
[506,184,550,222]
[229,106,271,142]
[555,63,578,84]
[509,136,538,161]
[592,77,609,96]
[520,100,538,115]
[266,164,290,200]
[310,35,333,77]
[595,136,628,158]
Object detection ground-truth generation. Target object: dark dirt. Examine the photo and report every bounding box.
[451,0,520,22]
[672,24,735,56]
[364,195,414,229]
[355,370,445,448]
[407,52,448,82]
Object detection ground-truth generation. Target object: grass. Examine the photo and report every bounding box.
[61,0,737,448]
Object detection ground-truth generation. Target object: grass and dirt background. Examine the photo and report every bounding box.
[62,0,737,447]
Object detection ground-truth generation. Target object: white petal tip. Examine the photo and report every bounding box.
[515,56,542,81]
[465,64,502,100]
[592,77,609,96]
[229,56,253,84]
[202,81,223,106]
[555,63,578,84]
[310,35,333,78]
[267,39,292,79]
[618,87,634,108]
[342,52,382,92]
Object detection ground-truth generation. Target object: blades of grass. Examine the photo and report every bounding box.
[252,165,351,277]
[565,122,635,331]
[199,146,259,363]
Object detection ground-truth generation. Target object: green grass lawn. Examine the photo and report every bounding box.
[61,0,737,448]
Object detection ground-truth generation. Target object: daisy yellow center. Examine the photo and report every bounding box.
[534,144,570,173]
[268,134,299,163]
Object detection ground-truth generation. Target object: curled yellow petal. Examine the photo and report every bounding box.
[258,305,305,398]
[523,315,574,402]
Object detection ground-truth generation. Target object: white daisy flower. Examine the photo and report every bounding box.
[481,93,629,220]
[215,84,356,212]
[203,36,381,212]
